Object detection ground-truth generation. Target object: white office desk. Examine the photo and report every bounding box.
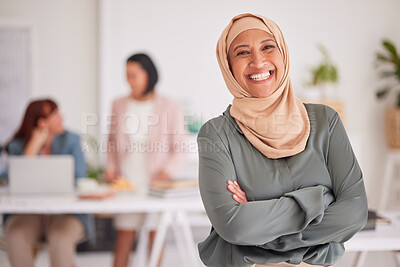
[345,211,400,267]
[0,191,204,214]
[4,189,399,267]
[0,190,207,267]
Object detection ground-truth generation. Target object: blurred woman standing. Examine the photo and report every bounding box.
[105,53,186,267]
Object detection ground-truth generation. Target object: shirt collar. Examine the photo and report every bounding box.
[223,105,244,135]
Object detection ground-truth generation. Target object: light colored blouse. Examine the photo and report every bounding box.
[107,94,186,179]
[121,99,155,195]
[197,104,368,267]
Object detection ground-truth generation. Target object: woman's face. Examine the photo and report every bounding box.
[44,109,64,135]
[228,29,284,98]
[126,61,149,99]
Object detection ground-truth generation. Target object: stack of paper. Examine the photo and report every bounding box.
[361,210,391,231]
[149,179,199,198]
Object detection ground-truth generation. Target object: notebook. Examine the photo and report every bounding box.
[8,155,75,194]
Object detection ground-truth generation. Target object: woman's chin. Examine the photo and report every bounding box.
[131,92,144,100]
[247,87,274,98]
[56,128,65,135]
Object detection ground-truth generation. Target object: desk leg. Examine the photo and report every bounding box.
[394,251,400,267]
[148,212,172,267]
[380,155,395,210]
[171,215,189,265]
[176,211,200,267]
[353,251,368,267]
[134,214,152,267]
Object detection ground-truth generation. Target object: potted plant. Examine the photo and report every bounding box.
[375,39,400,148]
[305,44,339,99]
[81,135,103,180]
[303,44,345,122]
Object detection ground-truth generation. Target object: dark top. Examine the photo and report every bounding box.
[197,104,368,267]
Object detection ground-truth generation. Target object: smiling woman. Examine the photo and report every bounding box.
[197,13,368,267]
[228,29,284,98]
[217,14,310,160]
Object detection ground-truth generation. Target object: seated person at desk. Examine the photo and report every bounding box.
[105,53,186,267]
[3,98,94,267]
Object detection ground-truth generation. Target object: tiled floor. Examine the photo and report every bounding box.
[1,226,399,267]
[31,250,400,267]
[1,245,399,267]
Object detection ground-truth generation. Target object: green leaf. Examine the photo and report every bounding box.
[318,44,330,59]
[331,66,338,82]
[379,71,396,78]
[320,65,329,81]
[308,44,338,86]
[383,40,399,60]
[376,53,391,63]
[396,68,400,81]
[376,87,390,99]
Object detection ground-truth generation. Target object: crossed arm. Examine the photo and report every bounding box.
[199,109,367,256]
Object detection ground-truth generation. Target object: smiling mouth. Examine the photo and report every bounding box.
[248,71,272,81]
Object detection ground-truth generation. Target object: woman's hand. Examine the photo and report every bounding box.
[104,170,117,182]
[31,127,49,145]
[152,170,171,182]
[227,180,248,204]
[24,128,49,155]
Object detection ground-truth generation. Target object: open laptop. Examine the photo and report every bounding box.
[8,155,75,194]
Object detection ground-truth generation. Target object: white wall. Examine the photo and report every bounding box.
[0,0,98,136]
[1,0,398,208]
[99,0,400,208]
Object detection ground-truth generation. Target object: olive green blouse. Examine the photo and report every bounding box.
[197,104,368,267]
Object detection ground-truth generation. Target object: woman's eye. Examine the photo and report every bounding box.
[263,45,275,50]
[236,51,249,56]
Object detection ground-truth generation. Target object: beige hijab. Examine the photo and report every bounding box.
[217,13,310,159]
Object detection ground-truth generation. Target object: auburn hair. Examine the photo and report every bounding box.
[7,99,58,148]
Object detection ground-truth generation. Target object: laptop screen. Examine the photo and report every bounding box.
[8,155,75,194]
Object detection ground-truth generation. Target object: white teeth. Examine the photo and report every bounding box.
[249,71,271,81]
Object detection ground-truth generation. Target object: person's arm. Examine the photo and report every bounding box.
[105,100,119,181]
[157,103,187,179]
[7,140,24,156]
[301,242,345,266]
[198,121,333,246]
[227,181,345,265]
[2,140,24,182]
[70,134,87,179]
[23,128,49,155]
[260,107,368,252]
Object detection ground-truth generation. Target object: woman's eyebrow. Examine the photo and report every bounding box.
[233,44,249,52]
[261,38,276,44]
[233,39,276,52]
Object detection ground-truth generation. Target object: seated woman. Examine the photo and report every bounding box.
[4,99,94,267]
[197,14,368,267]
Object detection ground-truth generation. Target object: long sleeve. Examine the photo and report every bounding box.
[71,135,87,179]
[162,103,187,176]
[198,123,333,246]
[52,131,87,179]
[106,100,120,175]
[7,139,24,156]
[261,107,368,252]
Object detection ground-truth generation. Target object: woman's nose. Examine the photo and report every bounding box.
[249,52,266,69]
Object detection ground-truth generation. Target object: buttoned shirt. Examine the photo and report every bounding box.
[197,104,367,267]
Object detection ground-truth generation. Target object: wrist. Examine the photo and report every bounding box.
[24,141,42,155]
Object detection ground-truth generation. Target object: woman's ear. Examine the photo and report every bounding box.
[37,118,48,130]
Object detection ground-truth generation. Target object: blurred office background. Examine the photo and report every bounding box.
[1,0,400,266]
